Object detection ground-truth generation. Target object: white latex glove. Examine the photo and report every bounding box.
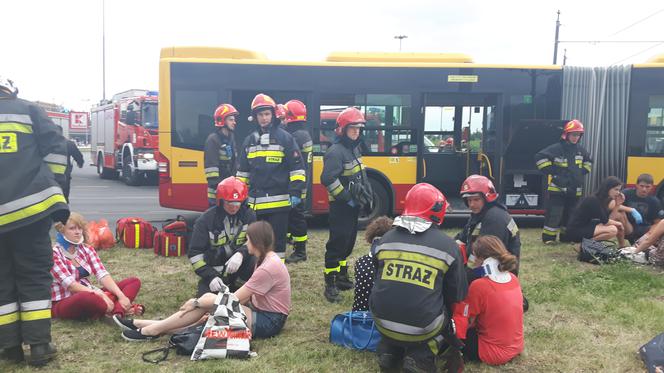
[225,252,243,274]
[209,277,225,292]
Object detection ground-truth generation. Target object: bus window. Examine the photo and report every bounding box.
[646,96,664,154]
[463,106,485,153]
[172,89,218,150]
[142,101,159,129]
[424,106,455,152]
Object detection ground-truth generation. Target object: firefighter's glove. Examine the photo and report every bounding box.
[630,209,643,225]
[347,199,356,208]
[290,196,302,207]
[225,252,243,274]
[209,277,226,292]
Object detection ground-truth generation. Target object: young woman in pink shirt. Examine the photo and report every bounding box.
[117,221,292,341]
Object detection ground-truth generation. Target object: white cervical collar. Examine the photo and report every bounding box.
[481,257,511,284]
[393,216,432,234]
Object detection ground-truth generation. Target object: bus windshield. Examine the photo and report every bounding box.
[142,102,158,129]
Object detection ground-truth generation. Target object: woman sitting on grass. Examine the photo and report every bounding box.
[463,235,524,366]
[51,212,144,320]
[352,216,393,312]
[623,220,664,266]
[116,221,291,341]
[566,176,631,247]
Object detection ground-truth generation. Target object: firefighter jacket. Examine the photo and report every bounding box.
[321,136,373,207]
[535,140,592,197]
[188,204,256,282]
[236,123,305,213]
[0,95,69,234]
[369,219,468,343]
[204,130,236,200]
[65,139,84,179]
[285,123,312,200]
[455,202,521,269]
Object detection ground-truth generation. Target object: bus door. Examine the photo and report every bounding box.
[420,93,497,210]
[230,90,313,211]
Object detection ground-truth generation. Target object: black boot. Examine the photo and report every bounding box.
[285,243,307,264]
[324,272,342,303]
[27,343,56,367]
[336,265,354,291]
[1,345,25,363]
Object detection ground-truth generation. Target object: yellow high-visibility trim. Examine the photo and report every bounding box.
[47,164,66,174]
[247,150,284,159]
[293,235,307,242]
[207,192,216,198]
[0,122,33,133]
[536,161,552,169]
[134,224,140,248]
[20,309,51,322]
[331,184,344,196]
[0,312,19,325]
[237,177,249,184]
[375,322,442,343]
[548,185,563,192]
[248,200,291,210]
[0,194,66,226]
[324,266,340,274]
[206,171,220,178]
[583,164,592,172]
[192,260,207,270]
[339,260,347,267]
[290,174,305,182]
[376,250,447,271]
[341,164,362,176]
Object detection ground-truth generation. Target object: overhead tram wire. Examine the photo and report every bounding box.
[610,41,664,65]
[608,8,664,37]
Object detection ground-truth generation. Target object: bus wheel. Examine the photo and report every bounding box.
[122,154,141,186]
[358,178,389,229]
[98,154,118,180]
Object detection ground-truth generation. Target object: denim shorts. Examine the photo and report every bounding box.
[251,309,287,339]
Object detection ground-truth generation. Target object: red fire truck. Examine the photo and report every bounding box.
[90,89,159,185]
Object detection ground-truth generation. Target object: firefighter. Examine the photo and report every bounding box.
[204,104,239,206]
[535,119,592,244]
[455,175,522,276]
[321,107,373,303]
[236,93,305,260]
[283,100,312,264]
[0,76,69,366]
[369,183,468,373]
[188,176,256,296]
[63,139,84,202]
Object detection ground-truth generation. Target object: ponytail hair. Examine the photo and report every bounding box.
[472,235,517,273]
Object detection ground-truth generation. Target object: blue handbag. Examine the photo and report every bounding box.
[329,311,381,352]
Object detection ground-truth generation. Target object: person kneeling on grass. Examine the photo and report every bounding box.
[461,235,524,366]
[51,212,144,320]
[116,221,291,341]
[352,216,393,312]
[565,176,630,247]
[622,220,664,266]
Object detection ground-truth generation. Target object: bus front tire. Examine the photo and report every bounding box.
[358,178,389,229]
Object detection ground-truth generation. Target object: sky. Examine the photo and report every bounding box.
[3,0,664,110]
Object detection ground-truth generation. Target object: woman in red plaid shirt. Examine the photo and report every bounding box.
[50,213,144,320]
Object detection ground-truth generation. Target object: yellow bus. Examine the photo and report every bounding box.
[156,46,664,223]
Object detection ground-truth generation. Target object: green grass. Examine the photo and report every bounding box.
[2,228,662,372]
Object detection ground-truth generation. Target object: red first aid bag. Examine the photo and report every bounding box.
[153,218,188,257]
[116,217,156,249]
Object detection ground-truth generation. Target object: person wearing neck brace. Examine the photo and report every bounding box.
[462,235,524,366]
[50,213,143,321]
[369,183,467,373]
[236,93,306,261]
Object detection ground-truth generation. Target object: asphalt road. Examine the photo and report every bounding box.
[67,152,198,233]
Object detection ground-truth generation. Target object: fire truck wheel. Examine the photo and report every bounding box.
[122,154,141,186]
[357,177,389,229]
[98,154,118,180]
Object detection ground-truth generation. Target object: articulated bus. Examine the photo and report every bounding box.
[156,47,664,223]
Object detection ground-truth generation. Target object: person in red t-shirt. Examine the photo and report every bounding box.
[463,235,524,365]
[116,221,291,341]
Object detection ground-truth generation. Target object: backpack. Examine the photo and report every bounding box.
[639,332,664,373]
[153,217,188,257]
[577,238,620,264]
[116,217,157,249]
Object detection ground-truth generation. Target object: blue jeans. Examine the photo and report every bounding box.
[251,309,287,339]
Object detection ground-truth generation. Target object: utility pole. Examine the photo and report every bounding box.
[394,35,408,52]
[102,0,106,101]
[553,10,561,64]
[563,48,568,65]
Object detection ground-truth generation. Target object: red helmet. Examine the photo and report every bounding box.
[284,99,307,124]
[460,175,498,203]
[403,183,448,225]
[275,104,287,121]
[213,104,239,128]
[216,176,248,204]
[335,107,366,136]
[251,93,277,113]
[562,119,584,140]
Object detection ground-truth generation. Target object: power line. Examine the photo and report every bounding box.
[608,8,664,37]
[611,42,664,65]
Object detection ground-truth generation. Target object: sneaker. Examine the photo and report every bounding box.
[543,240,557,245]
[122,329,160,342]
[631,252,649,264]
[620,247,637,255]
[113,315,137,331]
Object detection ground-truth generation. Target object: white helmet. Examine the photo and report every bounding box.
[0,76,18,96]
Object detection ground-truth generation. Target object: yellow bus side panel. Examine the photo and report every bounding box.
[627,156,664,185]
[312,156,417,184]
